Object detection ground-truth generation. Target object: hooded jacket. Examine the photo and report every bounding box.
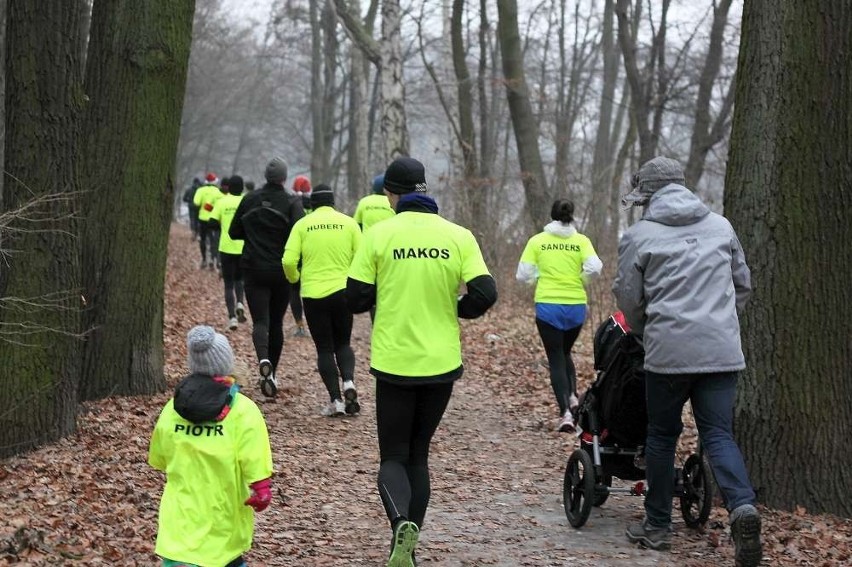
[148,374,272,566]
[228,182,305,272]
[612,183,752,374]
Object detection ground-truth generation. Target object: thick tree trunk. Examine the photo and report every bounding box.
[725,0,852,516]
[0,0,83,457]
[496,0,549,232]
[79,0,195,400]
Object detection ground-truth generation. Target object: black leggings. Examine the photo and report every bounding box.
[535,318,582,415]
[376,379,454,529]
[198,220,219,264]
[220,252,244,318]
[243,269,290,373]
[289,280,303,323]
[302,290,355,402]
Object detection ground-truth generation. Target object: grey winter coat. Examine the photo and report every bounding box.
[612,183,752,374]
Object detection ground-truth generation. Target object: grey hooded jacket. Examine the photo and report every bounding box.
[612,183,752,374]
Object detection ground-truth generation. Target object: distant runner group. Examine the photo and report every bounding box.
[152,155,761,567]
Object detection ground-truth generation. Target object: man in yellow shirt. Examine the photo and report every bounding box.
[347,157,497,567]
[353,174,395,232]
[210,175,247,331]
[194,173,225,270]
[283,184,361,416]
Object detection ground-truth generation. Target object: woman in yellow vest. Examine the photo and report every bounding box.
[517,199,603,432]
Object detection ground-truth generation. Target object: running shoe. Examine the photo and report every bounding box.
[568,394,579,411]
[387,520,419,567]
[625,518,673,551]
[558,411,575,433]
[322,399,346,417]
[199,259,207,270]
[730,505,762,567]
[293,323,307,337]
[235,302,247,323]
[343,380,360,415]
[228,317,238,331]
[258,359,277,398]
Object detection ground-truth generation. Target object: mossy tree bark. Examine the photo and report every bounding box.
[725,0,852,516]
[79,0,195,399]
[0,0,84,457]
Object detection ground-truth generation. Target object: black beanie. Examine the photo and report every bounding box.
[383,157,428,194]
[310,184,334,208]
[228,175,244,195]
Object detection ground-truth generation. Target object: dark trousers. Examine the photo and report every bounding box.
[535,318,583,415]
[188,205,200,237]
[644,370,756,527]
[220,252,244,318]
[302,290,355,402]
[243,269,290,373]
[198,221,219,264]
[289,280,303,323]
[376,379,454,529]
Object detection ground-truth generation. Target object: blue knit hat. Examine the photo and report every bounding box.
[372,174,385,194]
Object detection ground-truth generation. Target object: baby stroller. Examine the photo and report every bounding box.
[562,312,713,529]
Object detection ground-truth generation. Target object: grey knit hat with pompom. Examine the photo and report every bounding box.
[186,325,234,377]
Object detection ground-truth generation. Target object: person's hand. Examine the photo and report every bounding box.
[244,478,271,512]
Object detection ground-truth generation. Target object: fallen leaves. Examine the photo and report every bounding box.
[0,223,850,566]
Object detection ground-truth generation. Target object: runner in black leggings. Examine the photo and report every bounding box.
[346,158,497,566]
[229,157,304,397]
[209,175,247,330]
[283,184,361,416]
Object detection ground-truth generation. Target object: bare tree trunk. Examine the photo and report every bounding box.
[79,0,195,400]
[588,0,618,245]
[615,0,669,163]
[0,0,83,457]
[332,0,407,163]
[684,0,735,188]
[379,0,409,159]
[496,0,549,232]
[725,0,852,517]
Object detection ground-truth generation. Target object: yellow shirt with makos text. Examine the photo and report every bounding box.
[348,211,490,377]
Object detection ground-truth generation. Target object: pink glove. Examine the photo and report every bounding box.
[244,478,272,512]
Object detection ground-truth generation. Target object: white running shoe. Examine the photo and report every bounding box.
[558,411,575,433]
[342,380,360,415]
[235,302,247,323]
[322,399,346,417]
[258,359,277,398]
[228,317,238,331]
[569,394,579,411]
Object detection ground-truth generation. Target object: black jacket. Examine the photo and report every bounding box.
[229,182,305,272]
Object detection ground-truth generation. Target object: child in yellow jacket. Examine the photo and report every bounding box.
[148,326,273,567]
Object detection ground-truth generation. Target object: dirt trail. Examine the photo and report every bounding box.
[0,224,741,566]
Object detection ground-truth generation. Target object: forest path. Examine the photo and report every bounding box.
[0,224,763,566]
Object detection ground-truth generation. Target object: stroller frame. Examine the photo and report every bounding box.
[562,313,714,529]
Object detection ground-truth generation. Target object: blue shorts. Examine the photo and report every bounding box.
[535,303,586,331]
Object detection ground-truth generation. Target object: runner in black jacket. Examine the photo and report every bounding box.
[229,157,305,397]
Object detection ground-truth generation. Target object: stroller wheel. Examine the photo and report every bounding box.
[680,453,714,528]
[593,473,613,507]
[563,448,595,528]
